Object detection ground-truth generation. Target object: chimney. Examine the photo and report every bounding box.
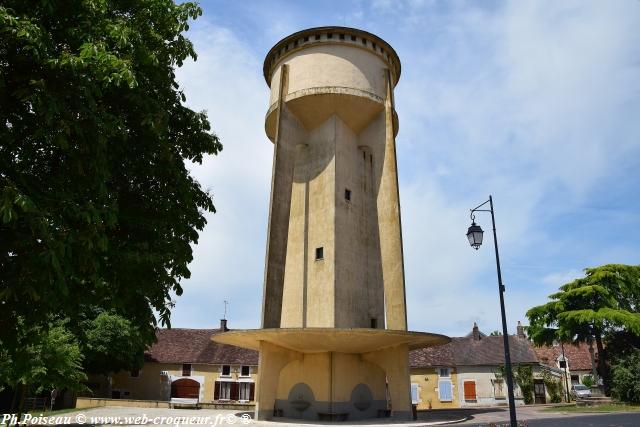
[472,322,481,341]
[517,321,526,339]
[220,318,228,332]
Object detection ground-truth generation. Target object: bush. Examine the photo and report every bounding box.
[581,375,594,389]
[542,370,563,403]
[611,350,640,403]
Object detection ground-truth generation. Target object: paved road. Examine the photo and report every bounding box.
[453,407,640,427]
[526,413,640,427]
[41,406,640,427]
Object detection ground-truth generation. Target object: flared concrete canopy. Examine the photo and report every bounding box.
[212,328,449,354]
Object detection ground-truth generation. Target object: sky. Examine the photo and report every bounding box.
[169,0,640,338]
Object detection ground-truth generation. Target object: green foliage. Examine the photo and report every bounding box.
[527,265,640,345]
[82,311,147,375]
[0,0,221,372]
[496,364,534,404]
[490,330,503,336]
[542,369,563,403]
[526,264,640,388]
[611,350,640,403]
[514,365,534,405]
[0,321,87,393]
[582,374,594,389]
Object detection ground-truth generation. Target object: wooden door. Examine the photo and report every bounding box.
[171,378,200,399]
[534,379,546,404]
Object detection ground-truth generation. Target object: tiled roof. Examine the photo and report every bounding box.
[533,342,597,371]
[410,335,538,368]
[409,338,455,368]
[145,328,259,365]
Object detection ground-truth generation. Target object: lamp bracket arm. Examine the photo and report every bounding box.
[470,199,492,221]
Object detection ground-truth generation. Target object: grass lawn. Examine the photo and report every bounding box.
[542,403,640,413]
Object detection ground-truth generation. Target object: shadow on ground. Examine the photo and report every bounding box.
[417,408,505,423]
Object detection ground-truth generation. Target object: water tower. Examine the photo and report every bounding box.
[214,26,448,421]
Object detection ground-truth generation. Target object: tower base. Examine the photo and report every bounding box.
[213,328,449,421]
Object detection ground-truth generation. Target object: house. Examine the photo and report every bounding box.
[534,341,598,387]
[87,320,259,405]
[409,322,562,409]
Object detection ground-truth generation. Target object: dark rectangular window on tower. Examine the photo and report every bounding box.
[370,318,377,328]
[345,189,351,201]
[315,247,324,260]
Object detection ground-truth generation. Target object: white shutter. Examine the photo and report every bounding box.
[411,383,419,404]
[438,380,452,401]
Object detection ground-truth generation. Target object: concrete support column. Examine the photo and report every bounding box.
[363,344,412,420]
[377,69,407,331]
[255,341,301,420]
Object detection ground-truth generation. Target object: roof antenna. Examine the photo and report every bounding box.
[223,300,228,319]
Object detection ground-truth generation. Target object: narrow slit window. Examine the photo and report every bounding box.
[345,189,351,201]
[315,247,324,260]
[370,318,377,328]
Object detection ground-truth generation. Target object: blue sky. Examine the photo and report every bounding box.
[170,0,640,337]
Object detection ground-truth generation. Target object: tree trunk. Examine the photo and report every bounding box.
[10,383,19,412]
[16,383,28,427]
[595,330,607,393]
[588,339,598,382]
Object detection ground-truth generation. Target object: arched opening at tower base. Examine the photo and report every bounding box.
[214,328,449,421]
[275,352,386,420]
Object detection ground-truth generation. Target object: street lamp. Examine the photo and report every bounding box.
[467,195,518,427]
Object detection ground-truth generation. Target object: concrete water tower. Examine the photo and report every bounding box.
[214,26,448,421]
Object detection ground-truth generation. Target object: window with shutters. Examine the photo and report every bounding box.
[463,381,477,401]
[239,383,253,401]
[215,382,231,400]
[438,380,453,402]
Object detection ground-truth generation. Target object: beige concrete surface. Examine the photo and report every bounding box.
[214,329,449,353]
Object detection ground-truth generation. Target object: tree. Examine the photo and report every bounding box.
[527,265,640,389]
[83,311,147,375]
[611,350,640,403]
[0,321,86,419]
[541,368,562,403]
[490,330,503,336]
[0,0,221,365]
[496,364,534,405]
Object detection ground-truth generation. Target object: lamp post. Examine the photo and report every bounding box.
[466,195,518,427]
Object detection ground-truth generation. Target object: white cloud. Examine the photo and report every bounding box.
[541,269,584,287]
[167,1,640,337]
[170,22,272,329]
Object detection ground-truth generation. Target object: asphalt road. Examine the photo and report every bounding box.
[526,413,640,427]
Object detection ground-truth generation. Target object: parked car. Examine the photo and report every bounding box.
[571,384,592,399]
